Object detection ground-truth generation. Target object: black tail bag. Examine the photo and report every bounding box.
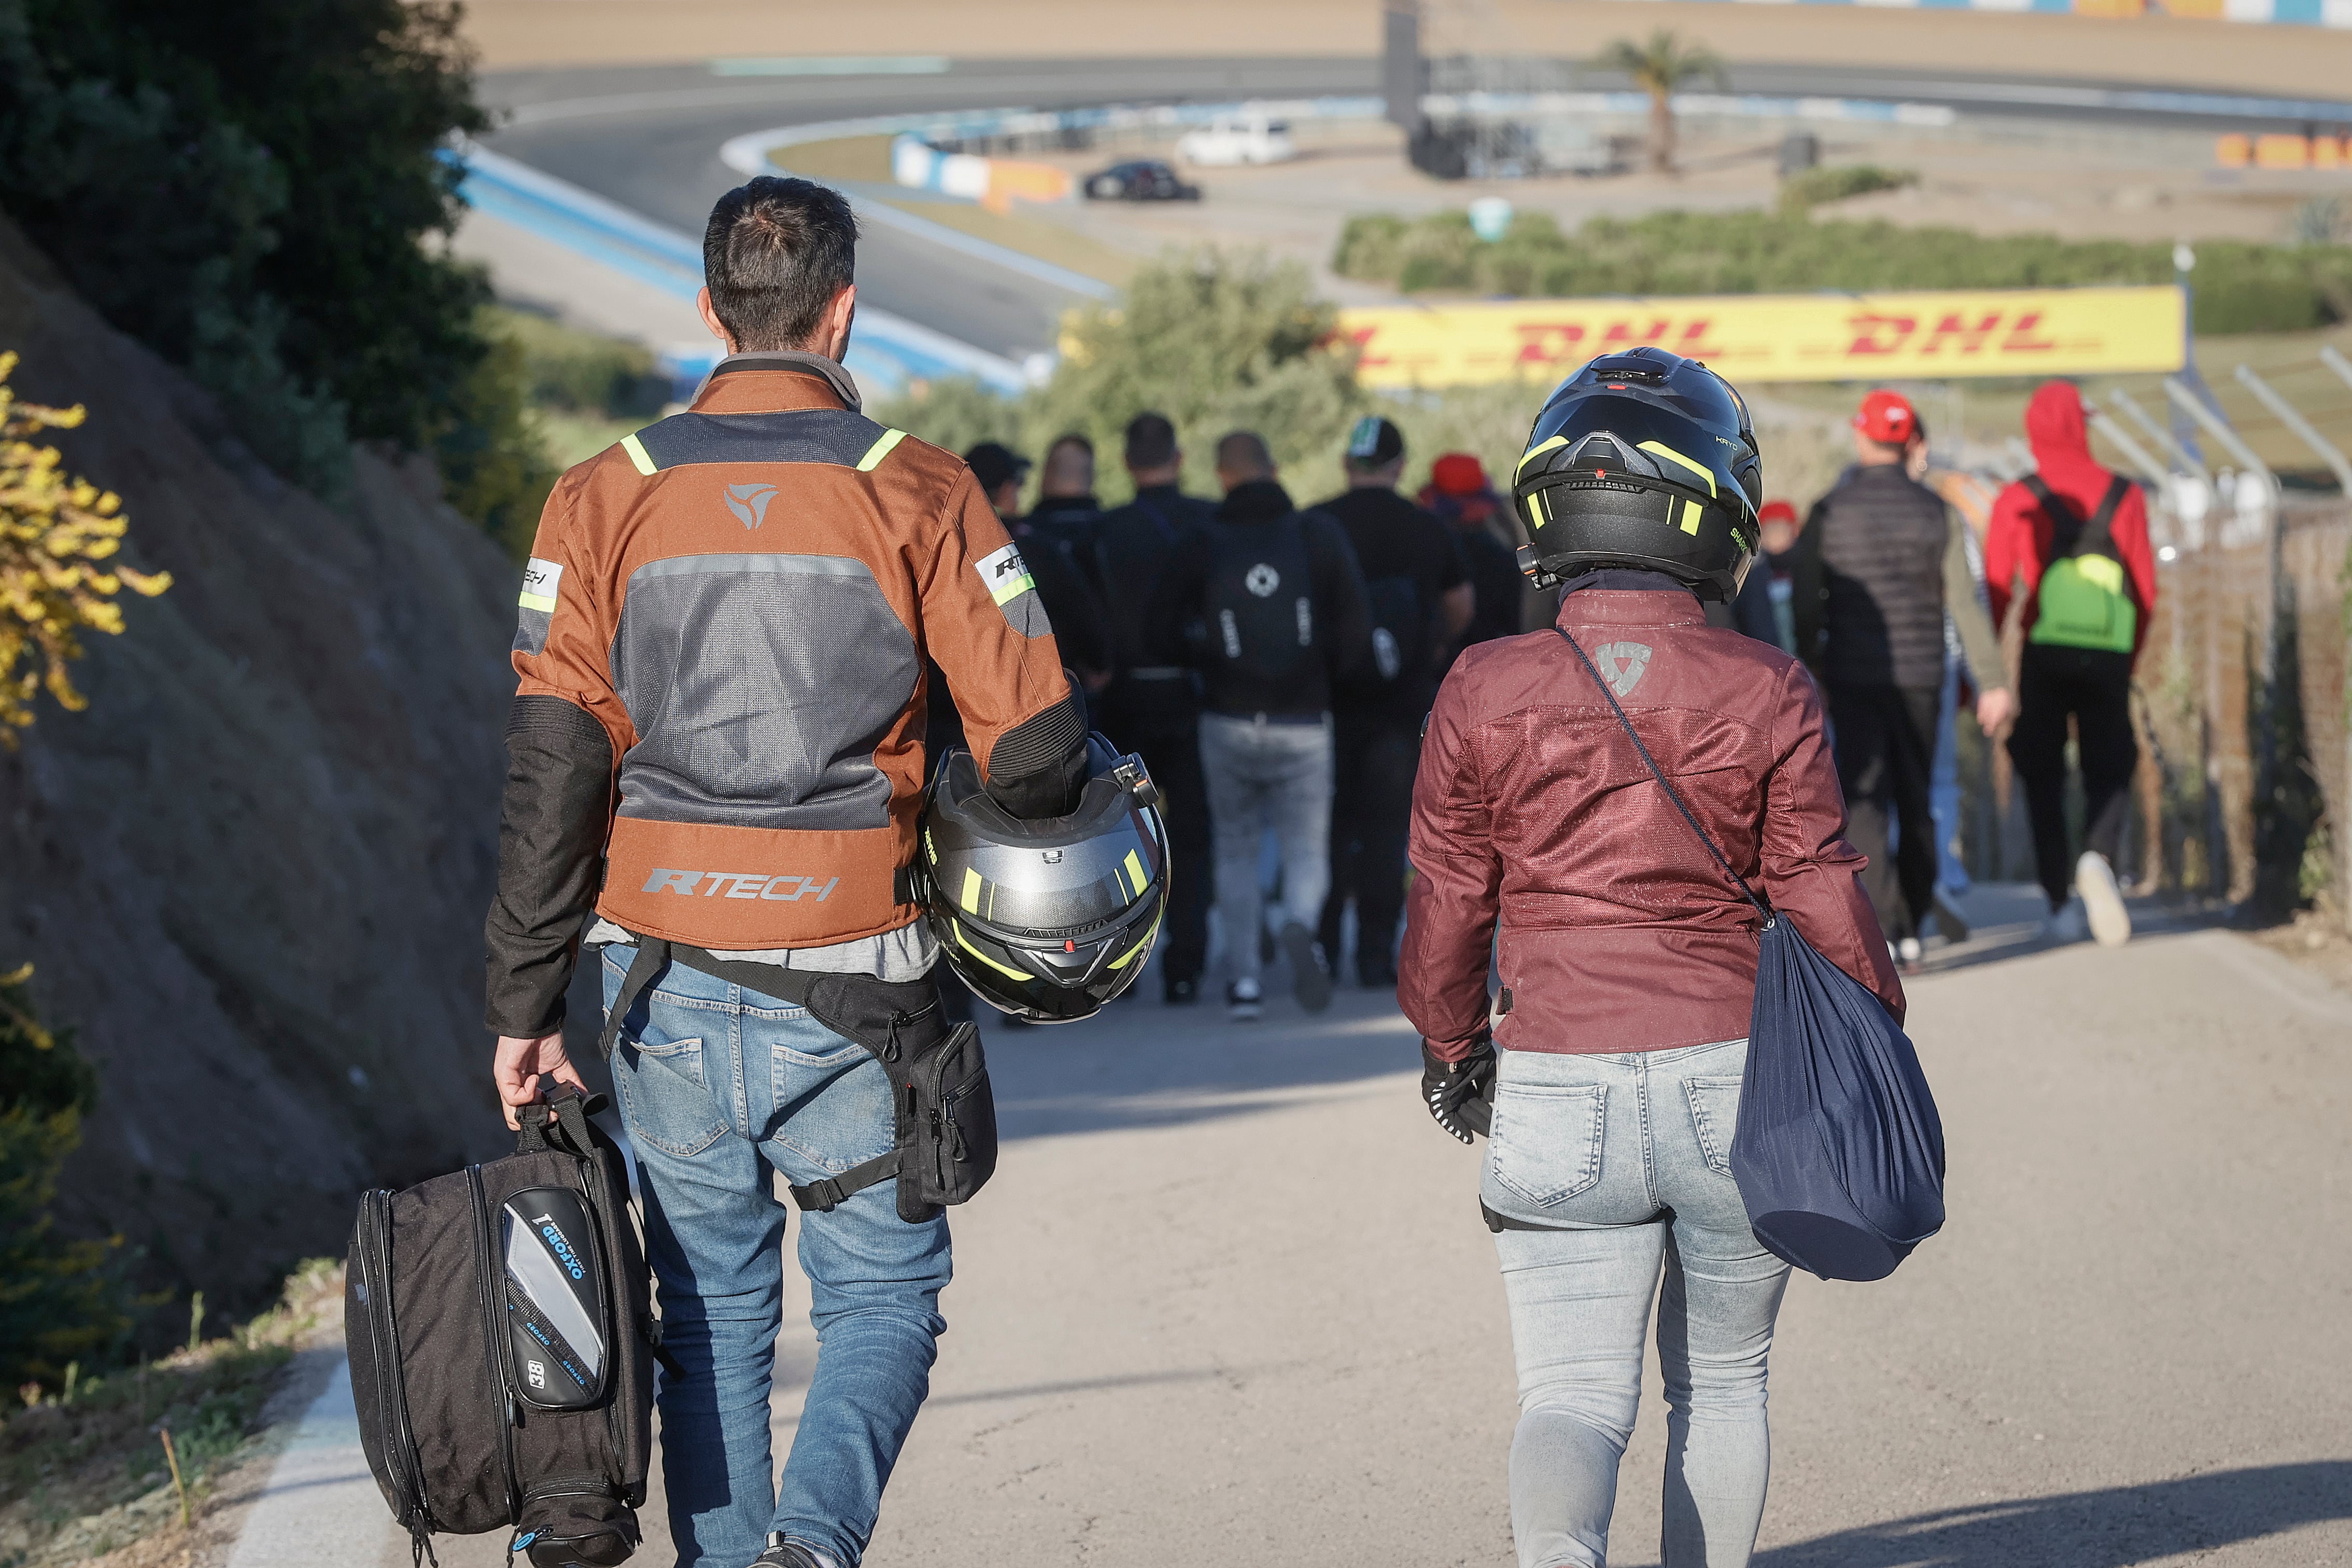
[346,1090,656,1567]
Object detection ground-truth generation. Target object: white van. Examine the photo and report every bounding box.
[1176,115,1297,167]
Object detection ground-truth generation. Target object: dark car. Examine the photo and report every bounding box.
[1082,160,1201,202]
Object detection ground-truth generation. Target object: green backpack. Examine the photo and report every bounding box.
[2023,473,2135,655]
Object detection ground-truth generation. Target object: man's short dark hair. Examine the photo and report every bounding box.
[1047,432,1094,461]
[1216,430,1274,479]
[702,177,858,351]
[1124,412,1178,471]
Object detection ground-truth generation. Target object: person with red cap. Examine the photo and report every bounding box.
[1791,388,2011,965]
[1420,451,1526,666]
[1983,381,2158,948]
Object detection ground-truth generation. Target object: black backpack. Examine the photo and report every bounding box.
[1201,514,1321,684]
[346,1089,657,1567]
[1359,573,1427,686]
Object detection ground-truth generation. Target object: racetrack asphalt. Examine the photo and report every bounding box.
[224,884,2352,1566]
[476,56,2352,366]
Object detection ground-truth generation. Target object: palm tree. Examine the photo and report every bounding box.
[1595,29,1728,175]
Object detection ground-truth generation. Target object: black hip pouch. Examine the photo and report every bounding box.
[596,936,998,1223]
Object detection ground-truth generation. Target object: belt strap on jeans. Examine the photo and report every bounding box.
[597,933,932,1214]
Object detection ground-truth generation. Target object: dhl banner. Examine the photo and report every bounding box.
[1337,286,2187,389]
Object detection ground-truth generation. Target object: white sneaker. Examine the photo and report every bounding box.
[2075,852,2132,948]
[1226,977,1263,1022]
[2043,899,2089,943]
[1896,936,1923,966]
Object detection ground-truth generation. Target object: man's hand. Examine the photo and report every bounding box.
[1422,1037,1497,1144]
[494,1032,589,1131]
[1974,686,2016,734]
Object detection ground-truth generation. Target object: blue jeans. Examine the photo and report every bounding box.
[1483,1040,1791,1568]
[601,947,951,1568]
[1198,712,1332,983]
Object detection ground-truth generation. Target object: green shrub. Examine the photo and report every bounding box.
[1778,163,1918,216]
[0,0,492,495]
[878,248,1367,505]
[434,332,561,563]
[1333,206,2352,335]
[488,307,669,419]
[0,965,132,1391]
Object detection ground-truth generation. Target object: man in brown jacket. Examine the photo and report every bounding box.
[483,178,1086,1568]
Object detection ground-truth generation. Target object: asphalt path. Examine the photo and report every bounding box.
[222,885,2352,1568]
[478,56,2352,363]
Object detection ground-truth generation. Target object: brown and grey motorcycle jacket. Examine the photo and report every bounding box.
[484,352,1085,1037]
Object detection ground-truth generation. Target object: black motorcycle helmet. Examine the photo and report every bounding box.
[1510,345,1764,601]
[917,735,1169,1023]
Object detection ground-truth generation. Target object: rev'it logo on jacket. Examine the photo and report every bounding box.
[1592,641,1652,699]
[723,483,779,529]
[641,869,840,901]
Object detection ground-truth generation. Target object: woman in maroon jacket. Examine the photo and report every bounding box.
[1399,348,1902,1568]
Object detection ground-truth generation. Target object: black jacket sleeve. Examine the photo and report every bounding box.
[485,695,612,1037]
[1789,505,1829,671]
[980,673,1089,820]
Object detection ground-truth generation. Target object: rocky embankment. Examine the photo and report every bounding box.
[0,217,537,1315]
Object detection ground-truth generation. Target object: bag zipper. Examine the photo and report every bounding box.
[565,1159,633,1486]
[362,1189,434,1533]
[466,1165,524,1523]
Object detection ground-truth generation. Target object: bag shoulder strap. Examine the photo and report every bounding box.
[2021,472,2087,562]
[1553,626,1773,925]
[2079,474,2131,560]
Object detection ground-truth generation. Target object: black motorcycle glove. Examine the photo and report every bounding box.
[1421,1036,1496,1143]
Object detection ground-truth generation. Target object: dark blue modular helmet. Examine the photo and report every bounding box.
[1510,345,1764,601]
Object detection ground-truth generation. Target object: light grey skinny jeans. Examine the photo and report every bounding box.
[1483,1039,1791,1568]
[1198,711,1332,983]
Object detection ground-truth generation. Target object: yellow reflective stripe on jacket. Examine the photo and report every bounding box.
[621,433,657,475]
[856,428,909,472]
[519,589,557,612]
[1637,441,1715,495]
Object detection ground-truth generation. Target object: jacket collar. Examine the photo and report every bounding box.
[696,350,863,414]
[1218,478,1295,525]
[1556,589,1707,629]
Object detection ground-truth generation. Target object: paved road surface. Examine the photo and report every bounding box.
[232,886,2352,1567]
[476,57,2352,364]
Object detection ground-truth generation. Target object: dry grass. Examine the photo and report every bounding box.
[0,1262,343,1568]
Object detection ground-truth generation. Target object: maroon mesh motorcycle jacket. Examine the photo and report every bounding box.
[1400,587,1904,1061]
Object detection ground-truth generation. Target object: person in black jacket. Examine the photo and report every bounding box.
[1090,413,1218,1002]
[1790,390,2011,964]
[1156,430,1373,1021]
[1313,417,1471,987]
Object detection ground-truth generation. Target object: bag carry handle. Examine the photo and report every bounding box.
[1554,625,1774,927]
[514,1083,607,1157]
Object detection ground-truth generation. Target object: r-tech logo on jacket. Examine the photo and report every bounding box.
[503,351,1076,953]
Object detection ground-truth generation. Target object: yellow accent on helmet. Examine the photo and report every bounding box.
[1517,435,1569,478]
[959,867,983,912]
[1123,849,1148,894]
[952,919,1033,981]
[1680,499,1705,536]
[1107,912,1163,970]
[1637,441,1716,496]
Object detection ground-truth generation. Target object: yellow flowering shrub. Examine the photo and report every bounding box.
[0,351,171,742]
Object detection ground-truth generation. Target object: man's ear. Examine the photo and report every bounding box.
[818,284,857,362]
[696,287,739,355]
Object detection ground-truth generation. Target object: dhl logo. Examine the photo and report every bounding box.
[1336,286,2183,388]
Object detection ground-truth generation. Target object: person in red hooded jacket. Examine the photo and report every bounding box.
[1983,382,2159,948]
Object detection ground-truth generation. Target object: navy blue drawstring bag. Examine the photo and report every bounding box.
[1558,628,1945,1282]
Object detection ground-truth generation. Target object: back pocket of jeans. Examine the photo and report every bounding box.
[1682,1076,1742,1178]
[1489,1082,1605,1208]
[615,1036,726,1156]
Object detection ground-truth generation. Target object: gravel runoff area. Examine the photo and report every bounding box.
[206,883,2352,1567]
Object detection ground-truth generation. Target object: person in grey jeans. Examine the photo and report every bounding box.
[1400,347,1904,1567]
[1159,430,1372,1020]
